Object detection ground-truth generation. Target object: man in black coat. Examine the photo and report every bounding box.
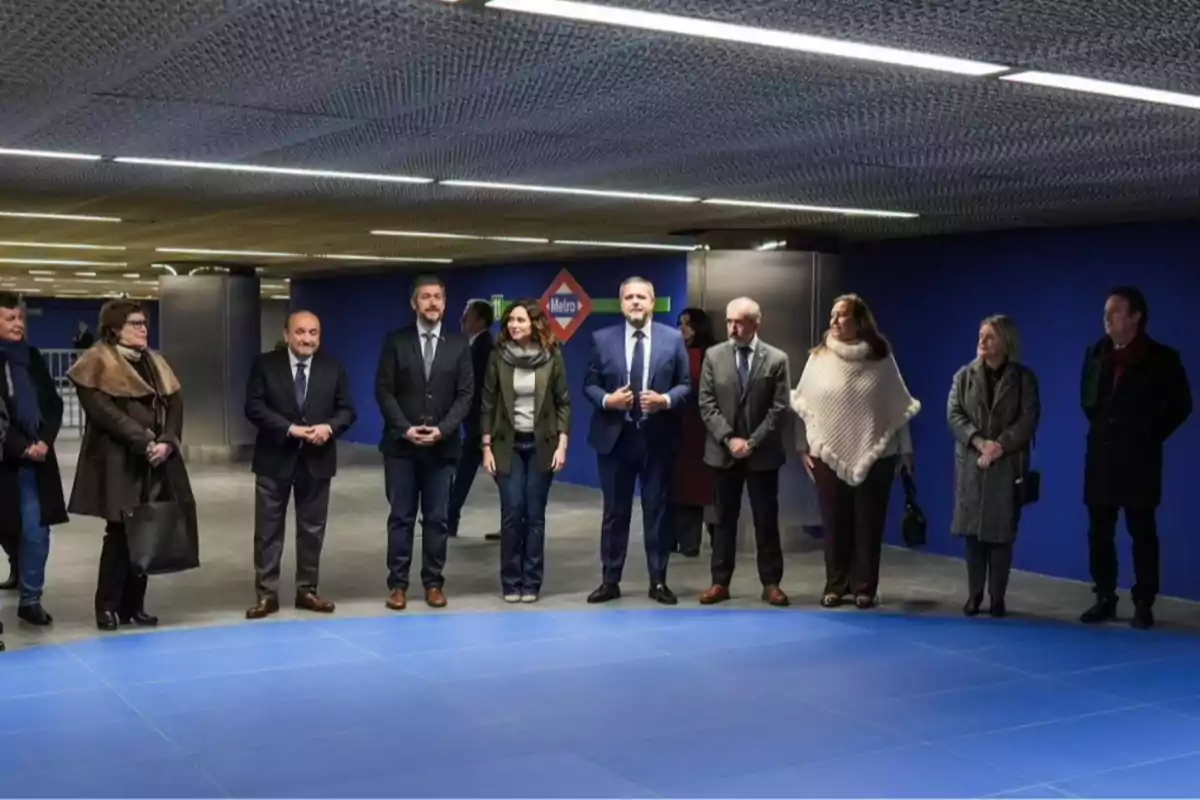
[375,275,474,610]
[447,298,495,538]
[1080,286,1192,629]
[244,310,357,619]
[0,292,69,626]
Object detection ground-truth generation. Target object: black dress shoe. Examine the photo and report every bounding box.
[1080,598,1117,624]
[120,611,159,627]
[1131,605,1154,630]
[587,584,621,604]
[963,594,983,617]
[96,611,120,631]
[649,583,678,605]
[989,599,1007,618]
[18,604,53,626]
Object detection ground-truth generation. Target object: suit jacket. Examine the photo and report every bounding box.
[245,349,357,480]
[375,324,474,460]
[698,338,791,471]
[481,349,571,475]
[583,320,691,455]
[0,347,69,535]
[464,329,494,439]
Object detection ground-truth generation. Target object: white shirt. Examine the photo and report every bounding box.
[288,349,310,402]
[731,335,759,375]
[605,321,672,411]
[468,330,485,346]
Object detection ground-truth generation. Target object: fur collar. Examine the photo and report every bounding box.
[67,343,181,398]
[824,336,872,361]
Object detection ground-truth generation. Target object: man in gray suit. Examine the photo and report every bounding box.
[696,297,791,606]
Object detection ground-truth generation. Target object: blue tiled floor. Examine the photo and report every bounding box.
[2,608,1199,798]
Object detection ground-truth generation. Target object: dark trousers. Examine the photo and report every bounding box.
[253,465,331,600]
[964,537,1013,602]
[1088,505,1159,606]
[496,438,554,595]
[668,504,706,556]
[385,456,454,591]
[95,522,148,616]
[597,424,672,586]
[711,464,783,587]
[447,434,484,537]
[813,455,896,597]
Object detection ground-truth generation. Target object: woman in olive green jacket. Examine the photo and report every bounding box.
[481,299,571,602]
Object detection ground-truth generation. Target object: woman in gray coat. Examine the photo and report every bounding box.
[947,315,1040,618]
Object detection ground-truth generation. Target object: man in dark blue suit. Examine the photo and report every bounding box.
[583,276,691,605]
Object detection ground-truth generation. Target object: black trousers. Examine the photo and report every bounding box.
[95,521,148,616]
[253,466,331,600]
[447,435,484,537]
[385,456,455,591]
[812,456,897,598]
[1088,505,1159,606]
[964,537,1013,602]
[668,504,706,556]
[711,464,783,587]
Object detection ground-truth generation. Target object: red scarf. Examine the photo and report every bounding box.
[1108,334,1148,387]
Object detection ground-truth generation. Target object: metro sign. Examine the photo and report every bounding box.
[540,269,593,343]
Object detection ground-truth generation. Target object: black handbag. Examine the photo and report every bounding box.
[900,469,927,547]
[123,469,200,576]
[1015,376,1041,507]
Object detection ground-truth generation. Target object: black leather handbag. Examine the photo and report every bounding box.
[900,469,927,547]
[1015,376,1041,507]
[124,470,200,576]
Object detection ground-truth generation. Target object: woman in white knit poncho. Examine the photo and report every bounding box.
[791,294,920,609]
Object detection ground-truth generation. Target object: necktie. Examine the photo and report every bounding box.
[422,332,435,379]
[629,330,645,424]
[737,346,751,389]
[294,361,307,409]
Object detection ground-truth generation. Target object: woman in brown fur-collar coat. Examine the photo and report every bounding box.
[67,299,195,632]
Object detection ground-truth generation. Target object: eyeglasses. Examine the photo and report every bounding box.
[125,320,148,329]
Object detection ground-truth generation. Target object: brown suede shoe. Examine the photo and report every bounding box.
[386,589,407,610]
[295,592,335,613]
[246,596,280,620]
[699,585,730,605]
[425,587,447,608]
[762,585,790,607]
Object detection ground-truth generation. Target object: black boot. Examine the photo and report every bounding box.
[1080,596,1117,624]
[1131,604,1154,630]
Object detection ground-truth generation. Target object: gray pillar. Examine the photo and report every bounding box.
[158,273,260,463]
[686,249,843,555]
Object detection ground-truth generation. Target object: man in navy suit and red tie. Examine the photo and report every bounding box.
[583,276,691,605]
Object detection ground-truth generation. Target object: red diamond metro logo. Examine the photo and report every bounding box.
[540,269,593,343]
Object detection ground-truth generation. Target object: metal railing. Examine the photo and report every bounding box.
[40,348,85,430]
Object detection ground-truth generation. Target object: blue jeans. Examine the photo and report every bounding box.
[17,467,50,607]
[496,440,554,595]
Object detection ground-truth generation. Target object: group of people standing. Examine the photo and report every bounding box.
[0,279,1189,651]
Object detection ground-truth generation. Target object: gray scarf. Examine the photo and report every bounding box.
[498,341,551,369]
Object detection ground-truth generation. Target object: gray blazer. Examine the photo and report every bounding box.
[698,338,791,471]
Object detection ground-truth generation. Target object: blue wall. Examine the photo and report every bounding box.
[846,221,1200,601]
[23,298,160,350]
[291,254,689,489]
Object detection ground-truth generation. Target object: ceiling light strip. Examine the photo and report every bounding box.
[0,147,102,161]
[702,198,919,219]
[0,210,123,223]
[553,239,700,252]
[0,258,127,266]
[484,0,1009,76]
[440,179,699,203]
[155,247,303,258]
[0,240,126,251]
[1000,71,1200,110]
[319,254,454,264]
[115,157,433,184]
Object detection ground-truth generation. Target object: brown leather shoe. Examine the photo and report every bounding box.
[246,596,280,620]
[762,585,790,607]
[386,589,407,610]
[295,592,335,613]
[699,585,730,605]
[425,587,447,608]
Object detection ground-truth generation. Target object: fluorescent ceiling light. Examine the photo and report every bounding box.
[33,277,54,283]
[554,239,700,252]
[27,270,55,276]
[116,157,432,184]
[319,253,454,264]
[755,240,788,251]
[0,147,102,161]
[150,263,178,275]
[0,257,127,266]
[702,198,919,219]
[485,0,1009,76]
[1001,71,1200,110]
[0,240,126,251]
[123,273,140,278]
[0,211,122,223]
[75,271,97,277]
[370,229,551,244]
[155,247,303,258]
[440,179,699,204]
